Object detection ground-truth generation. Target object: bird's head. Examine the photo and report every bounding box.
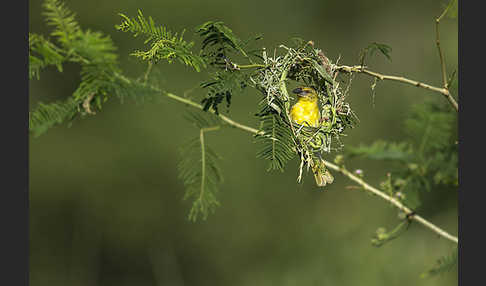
[292,87,318,102]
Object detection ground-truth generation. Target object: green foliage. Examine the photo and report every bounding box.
[29,98,79,137]
[178,112,223,221]
[256,105,295,172]
[32,2,456,256]
[405,101,455,153]
[30,0,162,137]
[43,0,80,46]
[200,71,249,114]
[70,30,119,65]
[421,247,458,278]
[347,140,412,161]
[116,10,206,72]
[345,101,457,209]
[359,42,392,65]
[29,33,65,80]
[196,21,262,114]
[196,21,248,60]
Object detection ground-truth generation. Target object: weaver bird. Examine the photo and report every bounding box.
[290,87,334,187]
[290,87,320,127]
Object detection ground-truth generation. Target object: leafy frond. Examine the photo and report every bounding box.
[405,102,456,153]
[196,21,246,56]
[30,1,166,136]
[70,30,119,65]
[29,33,65,80]
[178,130,223,222]
[29,98,80,137]
[346,140,412,161]
[421,247,458,278]
[116,10,205,71]
[200,71,248,114]
[195,21,263,70]
[42,0,80,46]
[256,105,295,172]
[406,102,458,187]
[359,42,392,65]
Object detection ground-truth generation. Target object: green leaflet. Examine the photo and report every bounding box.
[200,71,249,114]
[29,33,65,80]
[421,247,458,278]
[30,0,161,137]
[346,140,412,161]
[345,101,457,209]
[359,42,392,65]
[256,109,295,172]
[116,10,206,72]
[43,0,80,46]
[29,98,79,137]
[178,112,223,221]
[196,21,247,57]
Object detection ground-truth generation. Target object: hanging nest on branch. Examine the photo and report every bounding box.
[253,40,358,186]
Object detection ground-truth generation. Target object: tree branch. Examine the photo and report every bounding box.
[159,89,458,244]
[323,161,458,244]
[336,65,458,112]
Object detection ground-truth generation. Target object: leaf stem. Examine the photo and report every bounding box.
[199,126,220,202]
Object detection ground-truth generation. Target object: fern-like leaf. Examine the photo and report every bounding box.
[346,140,412,161]
[200,71,248,114]
[256,105,295,171]
[421,247,458,278]
[70,30,119,65]
[196,21,246,56]
[29,98,80,137]
[116,10,206,72]
[29,33,65,80]
[177,112,222,221]
[359,42,392,65]
[405,102,455,154]
[43,0,80,47]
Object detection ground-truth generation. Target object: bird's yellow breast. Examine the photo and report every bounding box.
[290,99,320,127]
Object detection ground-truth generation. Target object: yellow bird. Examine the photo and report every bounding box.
[290,87,320,127]
[290,87,334,187]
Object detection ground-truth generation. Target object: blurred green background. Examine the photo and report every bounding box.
[29,0,458,285]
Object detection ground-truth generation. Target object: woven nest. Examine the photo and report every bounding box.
[255,40,358,155]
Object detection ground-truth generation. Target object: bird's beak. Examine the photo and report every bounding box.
[292,87,305,97]
[292,87,303,94]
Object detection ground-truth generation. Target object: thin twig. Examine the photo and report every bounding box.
[436,0,456,89]
[164,92,263,135]
[336,65,458,111]
[323,160,458,244]
[436,19,448,89]
[160,90,458,244]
